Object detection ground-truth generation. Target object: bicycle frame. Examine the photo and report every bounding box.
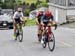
[41,24,52,40]
[16,21,23,30]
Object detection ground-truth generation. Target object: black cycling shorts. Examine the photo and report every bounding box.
[15,18,21,23]
[43,22,49,25]
[38,19,41,24]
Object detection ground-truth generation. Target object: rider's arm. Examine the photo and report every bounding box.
[13,12,17,19]
[41,15,45,25]
[36,18,39,25]
[50,14,57,30]
[20,12,24,21]
[36,13,40,25]
[21,12,24,18]
[51,15,54,21]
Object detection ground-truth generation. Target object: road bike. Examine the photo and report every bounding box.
[40,22,57,51]
[15,21,23,42]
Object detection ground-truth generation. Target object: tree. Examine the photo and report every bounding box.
[30,3,36,11]
[1,3,7,9]
[1,0,16,9]
[0,0,2,3]
[46,0,49,2]
[22,2,26,5]
[16,0,22,6]
[36,0,42,5]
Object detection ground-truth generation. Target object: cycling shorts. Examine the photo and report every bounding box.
[15,18,21,23]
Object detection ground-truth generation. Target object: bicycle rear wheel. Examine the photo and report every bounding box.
[18,29,23,42]
[48,32,55,52]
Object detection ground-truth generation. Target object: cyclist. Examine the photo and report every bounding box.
[41,9,57,40]
[36,9,44,42]
[13,7,24,38]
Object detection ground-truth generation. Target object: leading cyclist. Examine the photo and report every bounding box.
[41,9,57,40]
[13,7,24,38]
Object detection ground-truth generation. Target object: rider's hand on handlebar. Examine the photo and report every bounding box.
[54,24,57,30]
[20,17,24,21]
[36,22,39,25]
[52,21,57,30]
[41,22,44,26]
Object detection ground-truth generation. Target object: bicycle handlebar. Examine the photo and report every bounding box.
[41,23,57,30]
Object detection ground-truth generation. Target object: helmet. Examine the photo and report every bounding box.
[38,8,43,11]
[38,9,43,15]
[17,7,22,12]
[45,10,52,17]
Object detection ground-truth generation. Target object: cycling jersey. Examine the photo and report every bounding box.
[13,11,24,19]
[42,15,53,22]
[36,12,43,23]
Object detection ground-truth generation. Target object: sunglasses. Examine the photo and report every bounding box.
[18,11,21,12]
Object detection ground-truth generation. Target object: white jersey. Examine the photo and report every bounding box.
[13,11,24,19]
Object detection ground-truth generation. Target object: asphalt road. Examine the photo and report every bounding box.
[0,26,75,56]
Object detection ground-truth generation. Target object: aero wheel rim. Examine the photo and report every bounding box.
[41,36,46,48]
[18,30,23,42]
[42,42,46,48]
[48,33,55,51]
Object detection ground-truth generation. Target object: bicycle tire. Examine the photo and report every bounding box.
[42,36,47,48]
[42,42,46,48]
[18,29,23,42]
[48,32,55,52]
[17,23,23,42]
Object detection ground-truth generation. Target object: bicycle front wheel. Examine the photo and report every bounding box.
[18,29,23,42]
[48,32,55,52]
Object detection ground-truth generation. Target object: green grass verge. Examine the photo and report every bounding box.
[20,0,46,4]
[25,19,36,26]
[21,0,37,4]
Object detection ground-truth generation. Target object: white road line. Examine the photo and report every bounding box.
[56,40,73,47]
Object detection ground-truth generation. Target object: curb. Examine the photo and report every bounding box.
[58,21,75,26]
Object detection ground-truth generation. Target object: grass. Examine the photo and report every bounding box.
[21,0,37,4]
[25,19,36,26]
[20,0,46,4]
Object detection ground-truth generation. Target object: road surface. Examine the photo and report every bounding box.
[0,26,75,56]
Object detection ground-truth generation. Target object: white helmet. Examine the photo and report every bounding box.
[38,8,43,12]
[17,7,22,12]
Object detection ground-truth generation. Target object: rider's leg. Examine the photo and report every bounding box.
[42,23,46,36]
[37,24,41,41]
[13,20,16,36]
[48,26,52,40]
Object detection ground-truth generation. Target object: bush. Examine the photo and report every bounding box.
[30,3,36,11]
[36,1,48,8]
[36,0,42,5]
[1,1,15,9]
[1,3,7,9]
[26,19,36,26]
[40,2,48,7]
[24,9,30,16]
